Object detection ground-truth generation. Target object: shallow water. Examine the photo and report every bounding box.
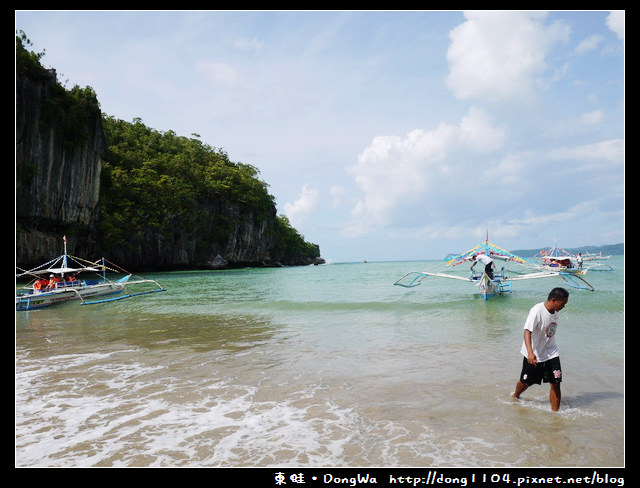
[15,257,624,467]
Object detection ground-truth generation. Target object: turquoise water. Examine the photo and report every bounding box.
[15,257,624,467]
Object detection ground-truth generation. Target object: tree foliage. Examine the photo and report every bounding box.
[274,215,320,262]
[16,31,47,78]
[99,116,320,264]
[17,31,101,146]
[99,116,274,249]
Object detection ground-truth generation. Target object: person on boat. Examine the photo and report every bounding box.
[33,278,47,293]
[47,274,62,289]
[46,274,57,289]
[511,287,569,412]
[576,253,583,270]
[470,253,495,279]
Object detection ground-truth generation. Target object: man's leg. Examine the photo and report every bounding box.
[511,380,529,400]
[549,383,561,411]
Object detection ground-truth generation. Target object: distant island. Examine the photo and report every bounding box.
[510,243,624,258]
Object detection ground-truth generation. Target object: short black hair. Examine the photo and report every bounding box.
[548,287,569,301]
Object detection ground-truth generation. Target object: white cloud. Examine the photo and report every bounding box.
[546,139,624,166]
[491,153,528,185]
[195,61,239,85]
[284,184,320,228]
[445,11,570,103]
[234,37,264,51]
[579,110,604,125]
[505,200,603,228]
[573,35,603,55]
[458,106,506,150]
[607,11,625,42]
[344,107,505,237]
[329,186,346,207]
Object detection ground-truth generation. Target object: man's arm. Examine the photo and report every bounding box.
[523,329,537,365]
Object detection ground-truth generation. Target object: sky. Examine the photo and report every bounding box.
[15,10,625,262]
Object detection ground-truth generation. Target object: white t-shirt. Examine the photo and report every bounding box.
[474,254,493,265]
[520,302,560,362]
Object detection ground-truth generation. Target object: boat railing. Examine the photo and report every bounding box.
[56,280,80,288]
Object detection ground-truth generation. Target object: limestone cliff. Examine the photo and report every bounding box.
[16,67,106,265]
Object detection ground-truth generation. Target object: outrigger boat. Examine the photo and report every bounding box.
[538,243,613,273]
[16,238,166,311]
[394,239,595,300]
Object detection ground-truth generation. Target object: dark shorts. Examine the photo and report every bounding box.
[519,356,562,385]
[484,264,494,278]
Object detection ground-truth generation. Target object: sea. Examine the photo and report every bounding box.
[15,256,624,470]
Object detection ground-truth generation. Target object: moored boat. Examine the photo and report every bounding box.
[16,238,165,311]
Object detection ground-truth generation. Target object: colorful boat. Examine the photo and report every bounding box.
[538,243,613,273]
[394,238,594,300]
[16,238,165,311]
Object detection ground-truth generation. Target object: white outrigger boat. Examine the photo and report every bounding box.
[16,239,165,311]
[394,239,595,300]
[539,244,613,273]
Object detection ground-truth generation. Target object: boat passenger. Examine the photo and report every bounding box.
[47,274,58,289]
[33,278,47,293]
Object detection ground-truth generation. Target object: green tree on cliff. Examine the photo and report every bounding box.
[99,116,320,266]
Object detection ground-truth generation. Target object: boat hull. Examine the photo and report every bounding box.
[16,282,126,311]
[476,273,511,300]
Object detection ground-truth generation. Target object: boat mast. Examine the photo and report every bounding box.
[63,235,68,269]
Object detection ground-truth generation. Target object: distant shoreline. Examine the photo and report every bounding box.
[511,242,623,258]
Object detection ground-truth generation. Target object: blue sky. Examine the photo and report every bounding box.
[16,11,624,262]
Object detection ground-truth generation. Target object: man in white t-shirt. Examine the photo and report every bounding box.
[511,287,569,411]
[470,253,495,279]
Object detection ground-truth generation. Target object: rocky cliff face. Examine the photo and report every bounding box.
[16,69,106,265]
[105,200,281,271]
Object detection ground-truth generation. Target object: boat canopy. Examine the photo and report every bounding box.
[20,266,101,277]
[444,240,534,267]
